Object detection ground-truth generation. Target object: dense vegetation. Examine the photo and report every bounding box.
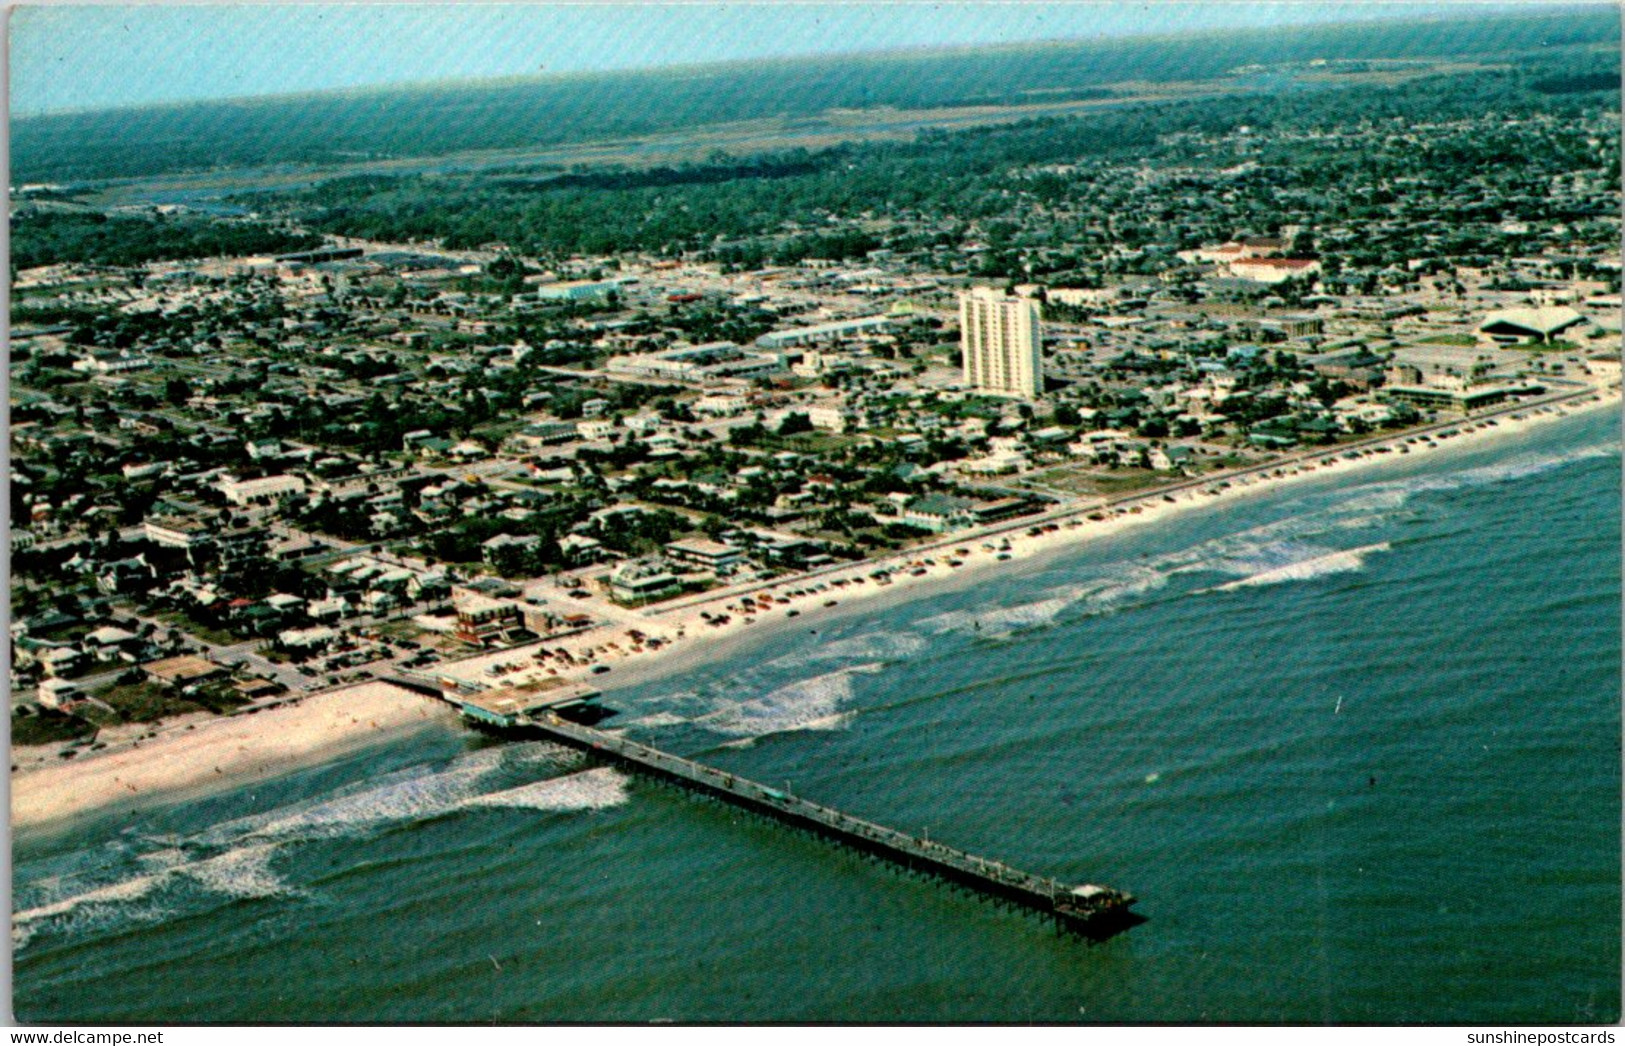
[10,211,321,269]
[12,9,1616,182]
[245,51,1620,267]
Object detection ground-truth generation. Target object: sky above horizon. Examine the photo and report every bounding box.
[11,1,1550,116]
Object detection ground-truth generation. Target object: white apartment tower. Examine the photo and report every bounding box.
[959,287,1043,399]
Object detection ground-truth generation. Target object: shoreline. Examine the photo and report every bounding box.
[11,680,459,831]
[516,382,1623,696]
[13,384,1617,826]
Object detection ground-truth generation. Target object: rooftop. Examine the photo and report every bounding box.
[143,654,223,683]
[1480,307,1586,336]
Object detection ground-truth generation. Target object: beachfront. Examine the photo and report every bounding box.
[12,680,454,828]
[12,383,1618,828]
[429,384,1621,694]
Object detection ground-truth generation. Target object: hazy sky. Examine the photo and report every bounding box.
[11,2,1540,116]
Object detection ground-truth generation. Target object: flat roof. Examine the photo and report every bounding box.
[143,655,223,682]
[459,681,598,717]
[667,538,739,556]
[455,592,513,615]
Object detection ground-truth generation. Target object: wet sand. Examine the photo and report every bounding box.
[12,681,456,829]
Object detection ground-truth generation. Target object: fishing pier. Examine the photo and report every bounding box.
[516,711,1139,936]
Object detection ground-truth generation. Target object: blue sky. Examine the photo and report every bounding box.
[11,2,1537,116]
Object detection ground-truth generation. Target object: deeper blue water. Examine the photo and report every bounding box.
[13,408,1620,1023]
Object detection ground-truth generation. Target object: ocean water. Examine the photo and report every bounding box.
[13,408,1620,1024]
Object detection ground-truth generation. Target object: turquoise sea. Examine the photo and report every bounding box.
[13,407,1620,1023]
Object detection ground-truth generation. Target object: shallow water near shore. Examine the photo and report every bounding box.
[13,407,1620,1023]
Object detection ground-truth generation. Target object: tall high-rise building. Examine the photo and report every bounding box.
[959,287,1043,399]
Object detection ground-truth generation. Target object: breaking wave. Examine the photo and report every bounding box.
[921,594,1071,636]
[767,629,930,671]
[177,843,288,899]
[620,710,690,730]
[697,664,879,738]
[14,740,638,951]
[462,767,629,812]
[1215,543,1391,590]
[503,740,587,767]
[1340,442,1618,513]
[921,563,1172,638]
[13,841,292,950]
[14,870,170,931]
[242,760,497,842]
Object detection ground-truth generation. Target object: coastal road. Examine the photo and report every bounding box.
[118,611,311,691]
[649,384,1615,620]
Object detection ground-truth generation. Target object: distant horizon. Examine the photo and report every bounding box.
[10,1,1558,117]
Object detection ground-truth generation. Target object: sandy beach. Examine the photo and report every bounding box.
[436,383,1621,696]
[13,383,1616,826]
[11,680,456,829]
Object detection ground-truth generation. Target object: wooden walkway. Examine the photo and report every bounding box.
[518,712,1139,936]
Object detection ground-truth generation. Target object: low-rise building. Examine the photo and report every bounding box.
[144,515,213,549]
[533,277,632,302]
[1149,445,1196,471]
[1227,257,1321,284]
[605,342,783,384]
[277,626,340,653]
[609,560,683,605]
[1379,383,1524,413]
[755,315,896,349]
[143,654,227,690]
[453,591,522,646]
[483,533,543,567]
[902,494,979,533]
[37,676,86,709]
[665,538,745,572]
[219,474,306,506]
[72,350,150,375]
[694,394,750,417]
[1477,307,1586,345]
[1309,348,1387,387]
[509,422,579,450]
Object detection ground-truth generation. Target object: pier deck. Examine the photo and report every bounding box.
[517,712,1138,935]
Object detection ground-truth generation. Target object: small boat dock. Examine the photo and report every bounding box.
[516,711,1139,936]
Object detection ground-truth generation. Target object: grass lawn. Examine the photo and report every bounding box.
[1419,333,1479,346]
[760,432,863,455]
[192,683,252,715]
[1028,468,1105,495]
[60,656,128,680]
[156,610,246,646]
[1026,466,1169,496]
[1090,470,1179,495]
[473,419,526,443]
[374,619,437,643]
[11,707,97,746]
[94,681,201,723]
[258,644,295,664]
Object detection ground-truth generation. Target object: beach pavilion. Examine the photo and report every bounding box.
[1477,307,1587,345]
